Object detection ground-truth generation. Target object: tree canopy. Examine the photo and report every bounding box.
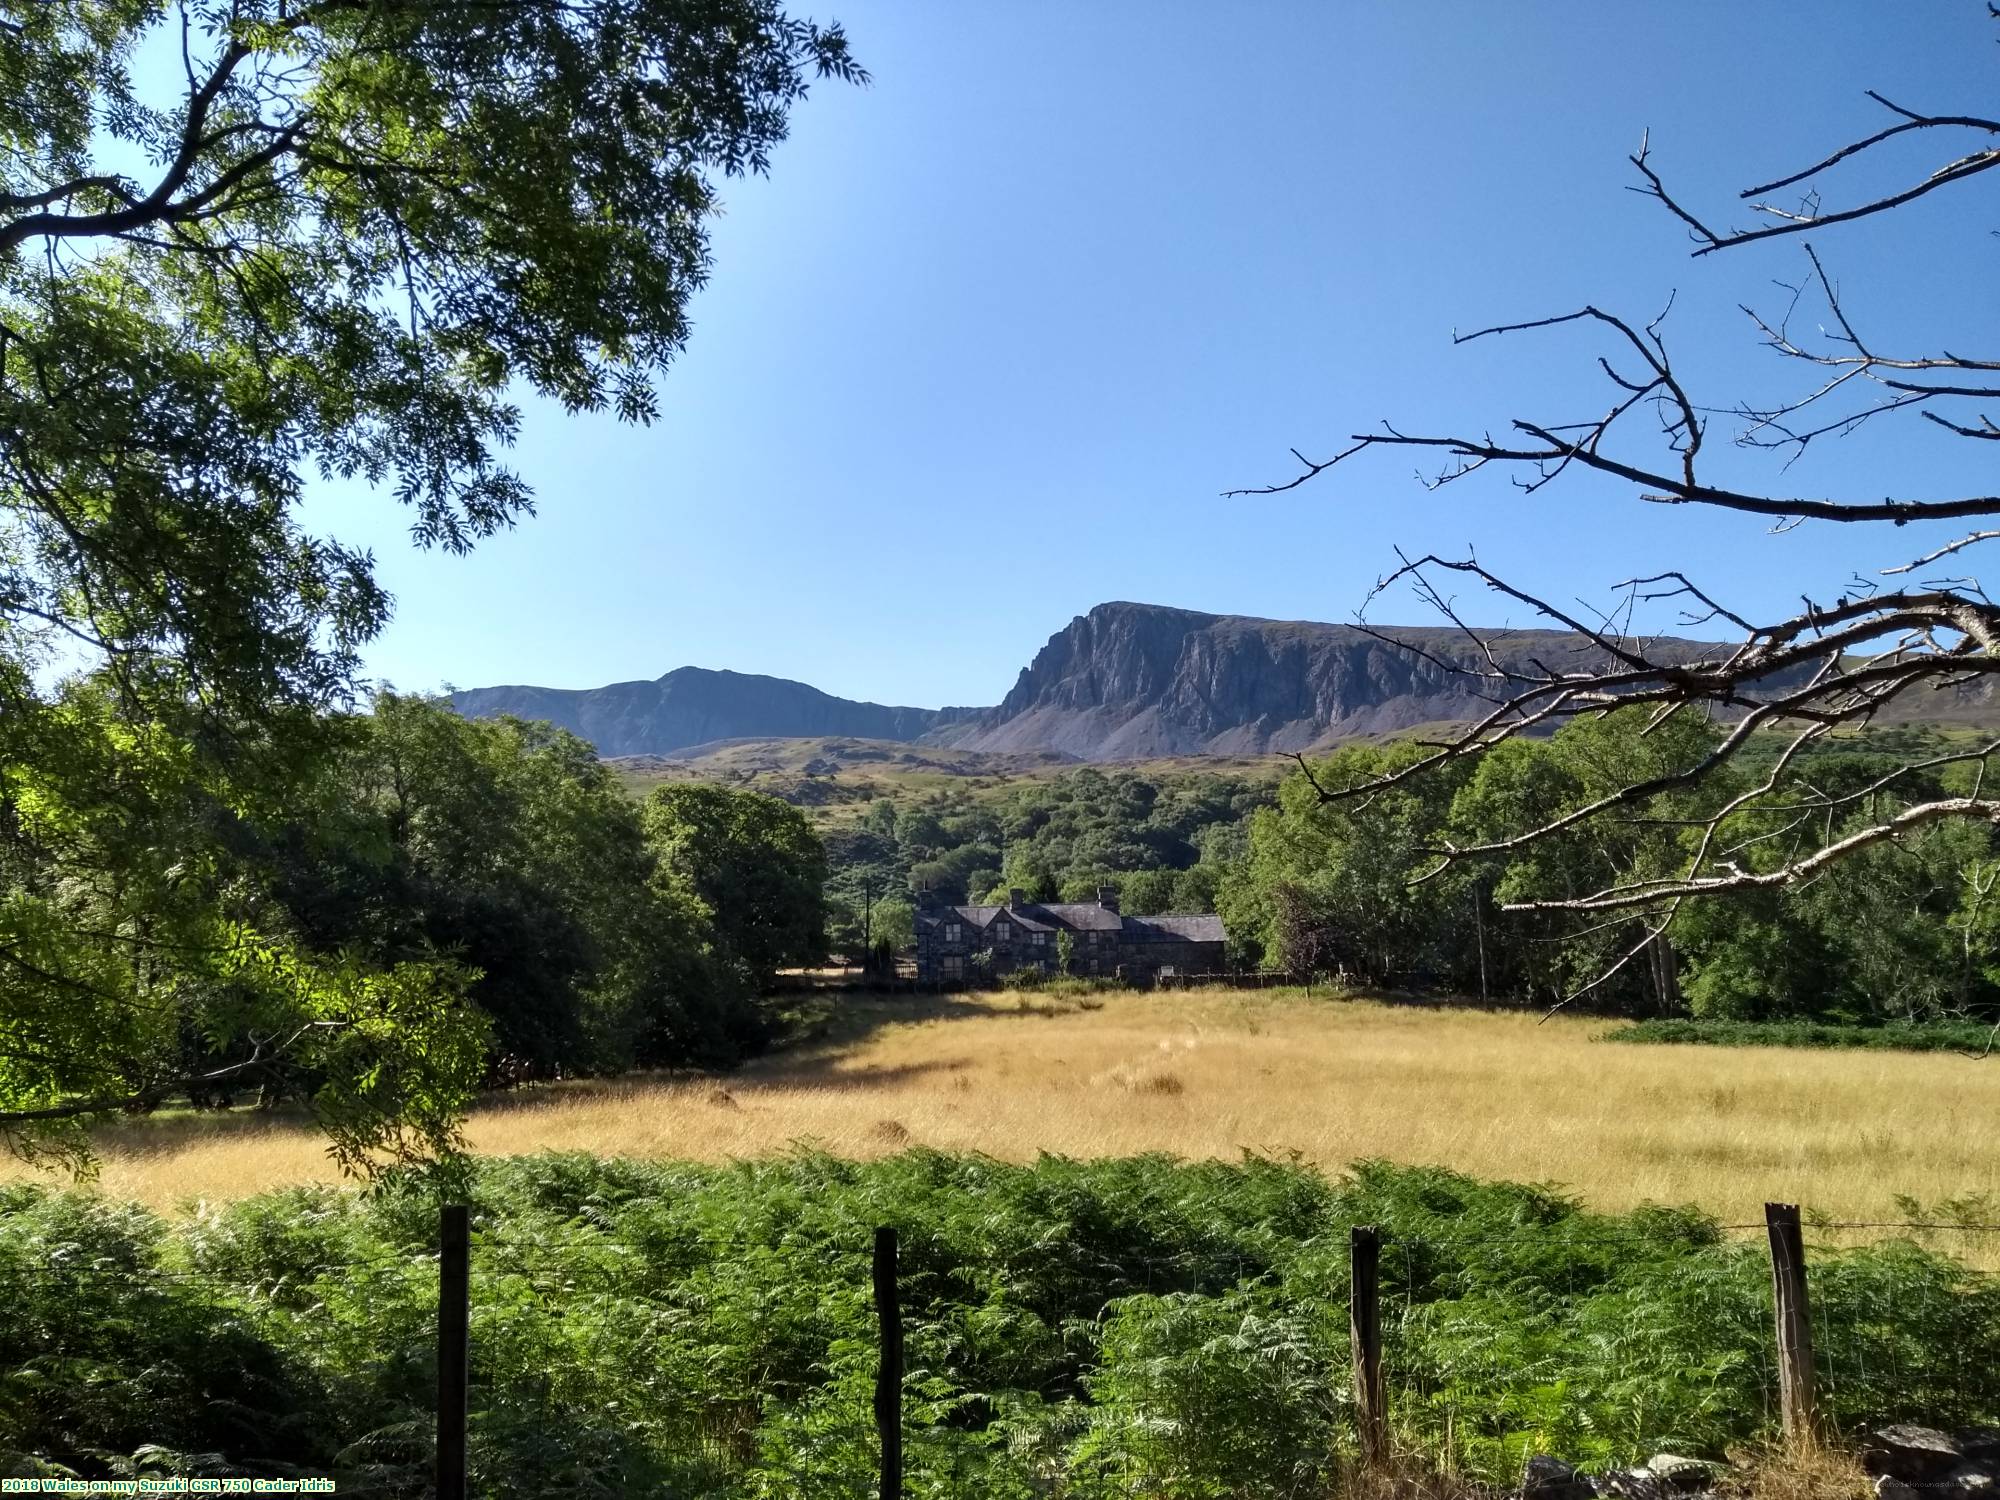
[1218,712,2000,1025]
[643,782,827,990]
[0,0,862,1168]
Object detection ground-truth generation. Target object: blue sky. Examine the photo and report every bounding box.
[302,2,2000,709]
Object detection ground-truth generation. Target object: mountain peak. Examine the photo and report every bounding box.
[1084,599,1222,622]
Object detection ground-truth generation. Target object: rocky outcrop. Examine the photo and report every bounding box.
[1521,1453,1719,1500]
[451,667,981,759]
[1864,1426,2000,1500]
[929,601,1741,760]
[1511,1429,2000,1500]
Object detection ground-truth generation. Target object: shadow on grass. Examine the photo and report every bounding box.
[71,983,1337,1161]
[82,1102,321,1161]
[67,990,1017,1158]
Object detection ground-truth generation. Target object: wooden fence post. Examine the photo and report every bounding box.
[1350,1225,1387,1467]
[874,1226,903,1500]
[438,1203,470,1500]
[1764,1202,1817,1446]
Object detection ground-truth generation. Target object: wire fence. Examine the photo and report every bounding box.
[3,1206,1998,1496]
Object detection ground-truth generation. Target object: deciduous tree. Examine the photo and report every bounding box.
[0,0,862,1165]
[641,783,828,990]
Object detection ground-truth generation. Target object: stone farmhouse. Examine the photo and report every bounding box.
[913,887,1225,985]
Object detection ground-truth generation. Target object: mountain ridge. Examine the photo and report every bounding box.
[451,600,2000,760]
[929,602,1713,757]
[450,664,983,759]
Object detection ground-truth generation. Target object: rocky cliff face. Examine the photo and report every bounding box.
[456,600,1898,762]
[450,667,974,758]
[927,602,1719,759]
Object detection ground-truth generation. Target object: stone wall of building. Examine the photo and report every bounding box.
[913,891,1224,985]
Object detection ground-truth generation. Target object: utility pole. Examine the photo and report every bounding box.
[860,876,878,974]
[1473,880,1489,1004]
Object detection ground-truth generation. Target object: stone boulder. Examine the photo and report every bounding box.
[1646,1456,1719,1493]
[1595,1469,1669,1500]
[1863,1426,1968,1483]
[1523,1456,1595,1500]
[1937,1466,1998,1500]
[1510,1435,1999,1500]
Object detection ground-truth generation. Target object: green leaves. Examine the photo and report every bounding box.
[0,682,816,1170]
[0,1,863,1165]
[1223,710,2000,1018]
[643,782,828,990]
[1225,737,1476,983]
[8,1152,1999,1490]
[271,694,781,1085]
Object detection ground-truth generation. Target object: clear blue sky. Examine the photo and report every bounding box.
[303,2,2000,710]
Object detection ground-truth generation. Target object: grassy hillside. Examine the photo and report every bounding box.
[606,736,1093,823]
[612,723,1993,827]
[607,736,1285,828]
[608,724,1995,827]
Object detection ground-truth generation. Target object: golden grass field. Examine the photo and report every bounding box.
[16,989,1999,1258]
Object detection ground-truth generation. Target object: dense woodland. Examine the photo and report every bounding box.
[823,716,2000,1025]
[1226,716,2000,1023]
[265,696,831,1079]
[5,686,832,1148]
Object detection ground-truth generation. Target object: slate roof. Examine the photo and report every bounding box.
[1122,914,1226,944]
[990,907,1056,934]
[1025,902,1126,933]
[923,906,1041,934]
[916,904,1222,941]
[916,905,998,930]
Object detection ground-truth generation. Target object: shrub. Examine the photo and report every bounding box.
[2,1155,1995,1492]
[1604,1019,1998,1053]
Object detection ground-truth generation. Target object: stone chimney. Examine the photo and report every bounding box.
[1008,888,1027,911]
[1097,885,1120,913]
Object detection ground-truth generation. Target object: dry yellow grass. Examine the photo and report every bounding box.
[15,991,2000,1247]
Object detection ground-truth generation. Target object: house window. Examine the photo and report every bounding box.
[944,922,960,942]
[1031,931,1045,946]
[1087,958,1100,974]
[942,956,963,979]
[994,922,1011,942]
